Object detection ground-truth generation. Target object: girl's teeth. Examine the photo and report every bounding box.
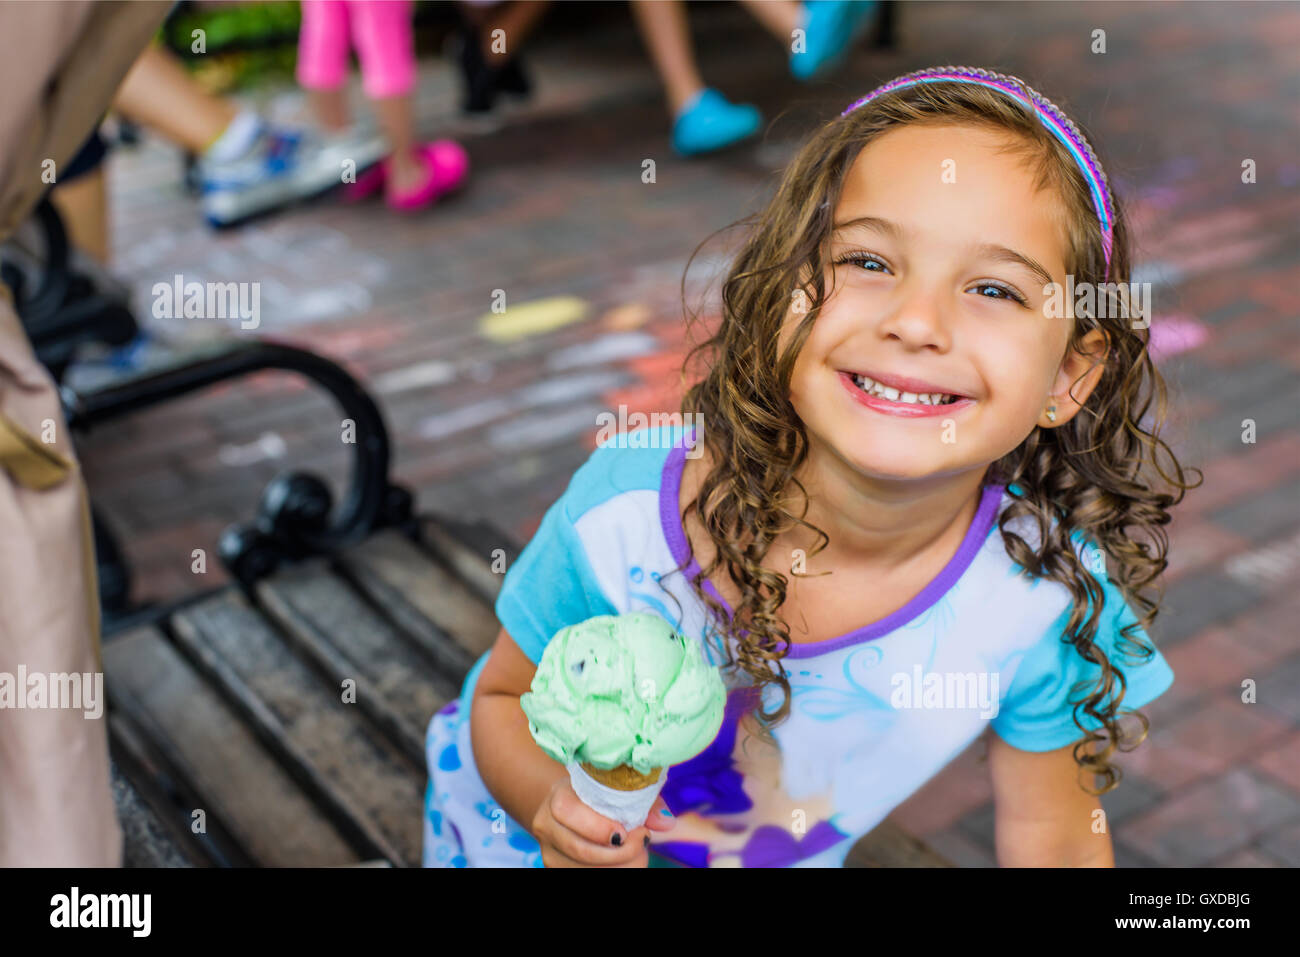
[853,374,956,406]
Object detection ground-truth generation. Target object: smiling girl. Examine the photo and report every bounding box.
[423,66,1201,868]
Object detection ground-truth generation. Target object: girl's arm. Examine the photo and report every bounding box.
[987,730,1115,867]
[470,626,570,833]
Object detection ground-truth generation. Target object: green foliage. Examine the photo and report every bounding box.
[161,2,303,92]
[164,2,302,58]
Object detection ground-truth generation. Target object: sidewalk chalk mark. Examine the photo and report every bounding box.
[1224,526,1300,589]
[547,332,660,370]
[1148,313,1211,362]
[415,370,627,442]
[372,360,457,394]
[601,303,652,331]
[478,296,589,343]
[218,432,287,467]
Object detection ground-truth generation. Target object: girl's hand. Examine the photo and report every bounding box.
[532,778,677,868]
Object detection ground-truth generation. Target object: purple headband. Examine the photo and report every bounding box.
[842,66,1116,281]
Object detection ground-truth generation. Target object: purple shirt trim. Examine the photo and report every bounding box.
[659,428,1005,659]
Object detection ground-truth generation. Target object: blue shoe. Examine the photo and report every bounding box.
[790,1,881,82]
[671,88,762,157]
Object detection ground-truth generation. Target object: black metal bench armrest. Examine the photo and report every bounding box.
[64,338,413,593]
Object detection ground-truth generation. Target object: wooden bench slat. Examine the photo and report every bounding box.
[336,530,495,673]
[170,592,426,867]
[109,709,252,867]
[255,561,460,767]
[103,627,360,867]
[110,756,199,868]
[417,512,520,605]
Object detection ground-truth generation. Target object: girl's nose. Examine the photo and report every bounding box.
[876,287,952,351]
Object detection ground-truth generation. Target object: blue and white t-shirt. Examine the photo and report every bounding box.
[422,424,1174,868]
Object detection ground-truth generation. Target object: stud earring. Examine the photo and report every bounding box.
[1045,403,1057,423]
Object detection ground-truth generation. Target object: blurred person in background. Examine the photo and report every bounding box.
[52,43,378,240]
[454,0,550,116]
[297,0,469,212]
[632,0,884,156]
[48,40,376,379]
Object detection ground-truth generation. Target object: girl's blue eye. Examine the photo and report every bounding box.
[970,283,1028,305]
[834,253,888,272]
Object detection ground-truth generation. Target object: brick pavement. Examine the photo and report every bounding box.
[72,1,1299,865]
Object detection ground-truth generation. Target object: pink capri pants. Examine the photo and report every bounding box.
[297,0,417,100]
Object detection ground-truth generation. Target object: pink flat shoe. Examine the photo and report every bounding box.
[385,140,469,212]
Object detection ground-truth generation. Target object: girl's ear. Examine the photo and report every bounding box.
[1040,328,1110,428]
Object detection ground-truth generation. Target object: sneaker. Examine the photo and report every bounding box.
[323,124,388,184]
[198,123,386,227]
[325,125,389,202]
[671,88,761,157]
[790,1,881,82]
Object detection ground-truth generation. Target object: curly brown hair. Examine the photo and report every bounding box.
[669,69,1202,795]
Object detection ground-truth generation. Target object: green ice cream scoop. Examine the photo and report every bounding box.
[520,612,727,776]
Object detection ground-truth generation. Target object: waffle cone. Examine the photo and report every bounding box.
[579,762,662,791]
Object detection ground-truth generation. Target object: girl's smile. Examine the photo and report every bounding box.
[836,370,976,418]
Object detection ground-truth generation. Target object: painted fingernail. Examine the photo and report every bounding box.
[611,833,623,846]
[643,835,650,848]
[660,808,673,817]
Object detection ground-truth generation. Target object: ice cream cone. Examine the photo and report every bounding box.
[567,760,667,833]
[580,762,662,791]
[522,613,727,833]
